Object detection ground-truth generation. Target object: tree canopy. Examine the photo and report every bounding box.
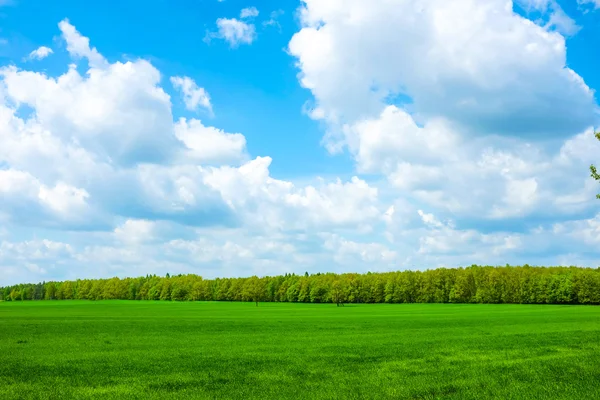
[2,265,600,305]
[592,131,600,199]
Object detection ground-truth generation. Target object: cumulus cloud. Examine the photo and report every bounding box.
[26,46,53,61]
[288,1,600,224]
[174,118,247,164]
[322,233,397,265]
[240,7,259,19]
[114,219,155,245]
[515,0,580,36]
[0,61,179,167]
[0,19,387,285]
[200,157,381,230]
[545,6,580,36]
[58,19,107,69]
[170,76,213,115]
[207,18,256,47]
[281,0,600,271]
[289,0,596,140]
[0,169,96,228]
[2,5,600,285]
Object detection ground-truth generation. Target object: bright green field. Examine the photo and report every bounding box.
[1,302,600,399]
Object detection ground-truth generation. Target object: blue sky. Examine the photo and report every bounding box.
[1,0,600,285]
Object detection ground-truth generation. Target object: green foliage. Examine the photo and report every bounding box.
[1,301,600,399]
[2,266,600,305]
[592,130,600,199]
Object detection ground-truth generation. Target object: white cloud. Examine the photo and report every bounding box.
[0,20,386,261]
[27,46,53,61]
[263,10,284,28]
[551,214,600,245]
[0,60,178,167]
[0,240,74,260]
[38,182,90,215]
[58,19,107,69]
[417,210,445,229]
[209,18,256,47]
[578,0,600,9]
[289,0,595,141]
[288,0,600,222]
[516,0,581,36]
[516,0,552,11]
[200,157,382,230]
[174,117,247,164]
[170,76,213,114]
[545,6,580,36]
[2,9,600,286]
[240,7,259,19]
[0,169,94,227]
[323,233,397,265]
[114,219,155,245]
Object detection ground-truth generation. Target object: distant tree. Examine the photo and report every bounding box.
[5,265,600,306]
[331,280,345,307]
[592,131,600,199]
[243,276,266,306]
[44,283,56,300]
[10,289,21,301]
[159,280,172,301]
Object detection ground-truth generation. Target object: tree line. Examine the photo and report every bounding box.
[1,265,600,305]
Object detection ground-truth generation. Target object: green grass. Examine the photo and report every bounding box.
[1,302,599,399]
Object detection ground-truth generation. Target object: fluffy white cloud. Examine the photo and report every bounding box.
[0,19,383,266]
[515,1,579,36]
[240,7,259,18]
[27,46,53,61]
[2,5,600,286]
[0,61,178,166]
[322,233,397,265]
[282,0,600,272]
[58,19,107,69]
[0,169,95,228]
[289,0,596,140]
[349,105,600,219]
[545,7,580,36]
[200,156,381,230]
[170,76,213,114]
[289,1,600,222]
[38,182,90,215]
[209,18,256,47]
[113,219,156,245]
[174,118,246,164]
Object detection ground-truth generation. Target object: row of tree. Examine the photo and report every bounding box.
[2,265,600,305]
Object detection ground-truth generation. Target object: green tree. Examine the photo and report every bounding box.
[44,282,56,300]
[242,276,266,306]
[10,289,21,301]
[591,131,600,199]
[331,280,346,306]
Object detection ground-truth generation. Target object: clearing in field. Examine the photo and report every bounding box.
[1,301,599,399]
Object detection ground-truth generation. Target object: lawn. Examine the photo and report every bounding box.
[1,302,599,399]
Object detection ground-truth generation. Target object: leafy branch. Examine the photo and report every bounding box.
[592,131,600,200]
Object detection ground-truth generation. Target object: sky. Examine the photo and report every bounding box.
[1,0,600,285]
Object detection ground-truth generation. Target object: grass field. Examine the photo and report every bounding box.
[1,302,599,399]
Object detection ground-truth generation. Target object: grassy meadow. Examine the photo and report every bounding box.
[1,301,599,399]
